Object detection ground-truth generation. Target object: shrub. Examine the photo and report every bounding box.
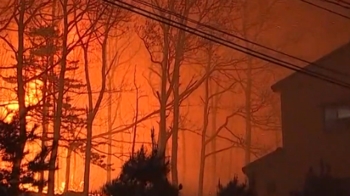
[102,131,181,196]
[217,176,255,196]
[290,161,350,196]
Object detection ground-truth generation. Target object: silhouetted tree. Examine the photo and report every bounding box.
[0,115,51,196]
[102,129,181,196]
[217,176,255,196]
[290,161,350,196]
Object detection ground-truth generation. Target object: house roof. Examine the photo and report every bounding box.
[242,147,284,174]
[271,41,350,92]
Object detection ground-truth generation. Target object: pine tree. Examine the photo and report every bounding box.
[0,115,51,196]
[26,24,108,192]
[102,130,182,196]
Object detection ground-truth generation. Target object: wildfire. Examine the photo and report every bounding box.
[0,79,42,122]
[0,79,60,194]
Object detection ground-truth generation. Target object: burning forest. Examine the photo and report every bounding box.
[0,0,349,196]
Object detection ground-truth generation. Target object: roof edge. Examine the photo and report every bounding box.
[242,147,284,174]
[269,41,350,92]
[270,83,281,93]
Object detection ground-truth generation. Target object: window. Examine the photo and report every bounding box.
[324,105,350,131]
[337,107,350,119]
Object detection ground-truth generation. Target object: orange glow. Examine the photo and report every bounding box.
[0,79,42,122]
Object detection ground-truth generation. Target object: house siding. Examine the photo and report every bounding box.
[244,43,350,196]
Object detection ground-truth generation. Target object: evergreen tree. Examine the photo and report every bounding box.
[0,115,51,196]
[102,130,181,196]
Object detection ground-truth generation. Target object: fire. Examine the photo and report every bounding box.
[0,79,42,122]
[0,79,65,194]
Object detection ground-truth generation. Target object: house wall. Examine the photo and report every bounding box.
[246,44,350,196]
[274,47,350,195]
[245,151,295,196]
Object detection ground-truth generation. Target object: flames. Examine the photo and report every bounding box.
[0,79,70,194]
[0,79,42,122]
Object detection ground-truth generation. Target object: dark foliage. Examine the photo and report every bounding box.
[217,176,255,196]
[0,116,51,195]
[290,161,350,196]
[102,132,181,196]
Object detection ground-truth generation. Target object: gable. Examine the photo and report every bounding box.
[271,41,350,92]
[242,147,284,175]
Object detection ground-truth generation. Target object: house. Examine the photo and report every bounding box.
[242,41,350,196]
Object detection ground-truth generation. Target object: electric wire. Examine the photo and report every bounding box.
[132,0,350,79]
[300,0,350,20]
[103,0,350,90]
[321,0,350,9]
[105,0,350,88]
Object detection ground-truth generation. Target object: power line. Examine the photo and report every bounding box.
[103,0,350,90]
[321,0,350,9]
[105,0,350,89]
[133,0,349,80]
[300,0,350,20]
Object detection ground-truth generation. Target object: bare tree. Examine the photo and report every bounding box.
[105,25,137,183]
[196,40,245,196]
[77,1,130,194]
[136,0,236,184]
[229,0,292,165]
[47,0,103,194]
[130,66,147,157]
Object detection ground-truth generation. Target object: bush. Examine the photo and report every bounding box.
[217,176,255,196]
[102,134,181,196]
[290,161,350,196]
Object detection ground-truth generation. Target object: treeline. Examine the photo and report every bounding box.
[1,116,349,196]
[0,116,254,196]
[0,0,287,195]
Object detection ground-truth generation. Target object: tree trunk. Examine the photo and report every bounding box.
[47,0,63,195]
[11,1,27,195]
[83,29,108,195]
[82,42,92,195]
[171,48,182,186]
[181,127,186,179]
[73,152,77,189]
[56,156,60,191]
[210,82,218,184]
[106,73,112,183]
[198,53,211,196]
[83,121,93,195]
[157,25,170,157]
[39,43,50,194]
[244,60,252,165]
[242,0,252,165]
[64,146,72,192]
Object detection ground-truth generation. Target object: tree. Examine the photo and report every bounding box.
[77,1,130,193]
[0,0,98,194]
[0,115,51,196]
[45,0,104,194]
[102,129,181,196]
[228,0,297,164]
[25,17,91,193]
[196,39,247,195]
[0,0,51,193]
[136,0,235,184]
[102,6,134,184]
